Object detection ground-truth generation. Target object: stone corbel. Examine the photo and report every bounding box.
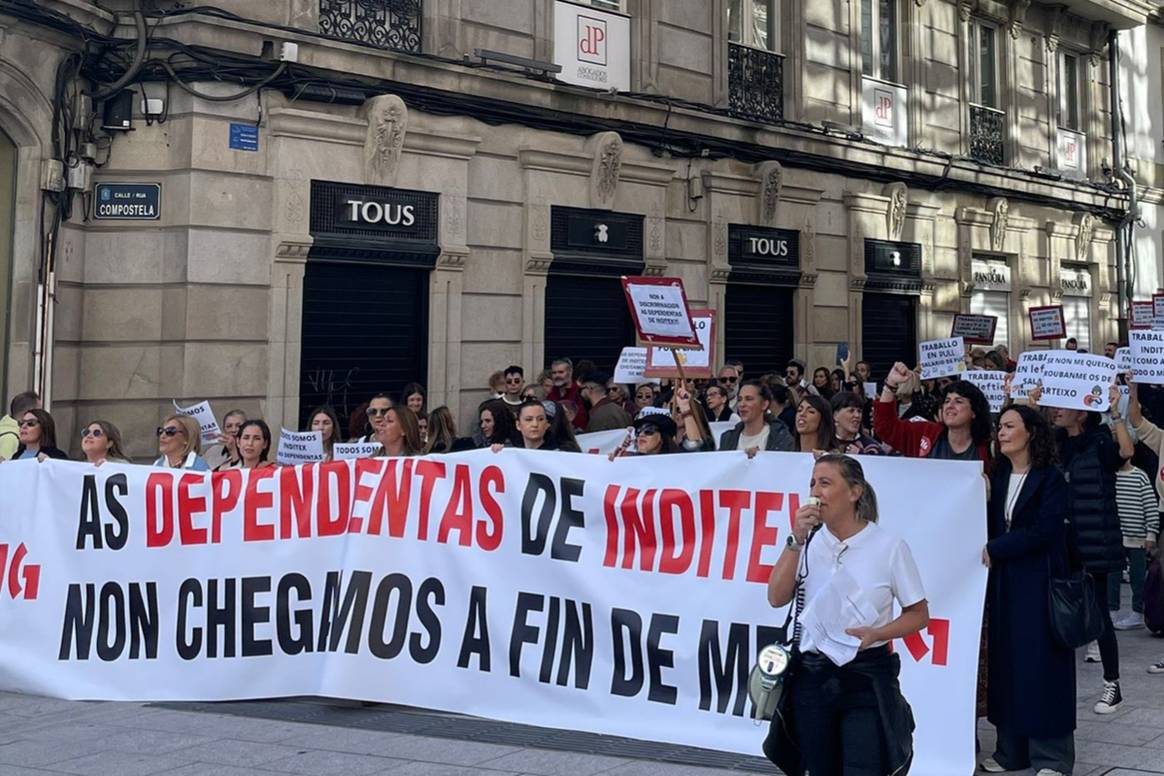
[710,267,732,284]
[958,1,974,23]
[1008,0,1030,39]
[274,237,313,264]
[755,161,783,226]
[1019,288,1033,300]
[849,277,868,292]
[643,258,669,277]
[363,94,407,187]
[436,249,469,271]
[799,272,819,289]
[1089,22,1110,68]
[525,254,554,275]
[884,182,909,242]
[1043,5,1067,53]
[587,131,624,210]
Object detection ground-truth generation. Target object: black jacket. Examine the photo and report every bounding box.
[13,445,69,460]
[1056,427,1125,573]
[718,419,795,452]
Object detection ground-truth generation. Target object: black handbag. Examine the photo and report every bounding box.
[1047,521,1106,650]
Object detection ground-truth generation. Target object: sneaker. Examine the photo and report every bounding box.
[1035,770,1066,776]
[979,757,1008,773]
[1084,642,1102,663]
[1094,680,1123,714]
[1148,660,1164,674]
[1115,612,1145,630]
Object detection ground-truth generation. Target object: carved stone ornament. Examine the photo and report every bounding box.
[885,182,909,242]
[799,272,819,289]
[1089,22,1110,68]
[436,251,468,270]
[958,2,973,23]
[713,218,728,259]
[802,219,817,270]
[756,160,783,225]
[989,197,1009,252]
[588,131,624,210]
[1008,0,1030,40]
[1074,212,1096,263]
[1044,4,1066,53]
[363,95,408,187]
[525,255,554,274]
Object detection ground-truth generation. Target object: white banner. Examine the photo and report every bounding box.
[0,454,986,776]
[1130,330,1164,385]
[172,400,221,447]
[960,370,1006,413]
[919,337,966,380]
[1040,352,1116,412]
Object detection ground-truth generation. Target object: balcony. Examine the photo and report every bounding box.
[318,0,423,53]
[728,43,784,125]
[969,104,1005,166]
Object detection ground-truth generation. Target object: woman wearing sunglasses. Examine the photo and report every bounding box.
[10,409,68,462]
[152,414,210,470]
[80,421,129,466]
[359,393,394,443]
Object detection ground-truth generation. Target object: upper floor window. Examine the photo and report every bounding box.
[318,0,422,53]
[582,0,626,12]
[860,0,898,83]
[728,0,780,53]
[1059,51,1082,130]
[969,21,999,108]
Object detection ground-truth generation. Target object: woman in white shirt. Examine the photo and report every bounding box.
[764,453,928,776]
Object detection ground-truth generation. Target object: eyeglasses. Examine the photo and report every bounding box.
[156,426,183,437]
[18,419,39,428]
[720,376,738,383]
[505,378,523,384]
[366,407,390,417]
[638,425,661,436]
[81,428,104,439]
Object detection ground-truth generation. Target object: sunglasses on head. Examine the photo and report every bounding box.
[366,407,390,417]
[81,428,104,439]
[18,419,39,428]
[156,426,183,437]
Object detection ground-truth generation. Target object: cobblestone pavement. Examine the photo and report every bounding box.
[0,614,1161,775]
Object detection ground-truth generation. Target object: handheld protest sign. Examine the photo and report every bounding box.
[1129,330,1164,384]
[173,400,221,447]
[644,309,715,378]
[333,441,383,461]
[1115,347,1131,375]
[1012,350,1050,396]
[613,347,653,384]
[1039,352,1116,412]
[919,337,966,380]
[1028,305,1066,341]
[1131,300,1154,330]
[276,429,325,465]
[950,314,997,346]
[960,371,1007,413]
[1154,293,1164,331]
[621,276,700,348]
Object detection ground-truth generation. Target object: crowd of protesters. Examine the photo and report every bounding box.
[2,337,1164,775]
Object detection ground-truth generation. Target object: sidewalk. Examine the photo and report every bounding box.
[0,629,1161,775]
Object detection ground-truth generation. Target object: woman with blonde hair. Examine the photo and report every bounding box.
[376,406,423,457]
[153,414,209,470]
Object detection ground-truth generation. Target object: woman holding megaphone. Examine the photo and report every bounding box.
[763,454,928,776]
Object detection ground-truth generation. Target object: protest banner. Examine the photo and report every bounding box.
[613,347,655,385]
[621,276,699,348]
[276,429,325,465]
[577,421,735,455]
[960,370,1007,413]
[0,452,985,776]
[645,310,715,378]
[950,314,997,345]
[1039,352,1116,412]
[919,337,966,380]
[172,400,221,447]
[1129,330,1164,385]
[1028,305,1066,341]
[1012,350,1051,395]
[1116,347,1131,374]
[1154,293,1164,331]
[1131,300,1154,330]
[333,441,384,461]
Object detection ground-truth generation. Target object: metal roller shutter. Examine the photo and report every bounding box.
[1063,296,1092,351]
[544,274,636,374]
[970,290,1009,349]
[298,261,429,430]
[861,293,917,378]
[724,283,795,378]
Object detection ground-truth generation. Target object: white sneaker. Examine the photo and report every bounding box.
[1035,770,1066,776]
[979,757,1007,773]
[1148,659,1164,674]
[1115,612,1145,630]
[1084,642,1102,663]
[1094,680,1123,714]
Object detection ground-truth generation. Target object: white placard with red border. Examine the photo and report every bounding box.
[1131,300,1154,330]
[1153,294,1164,331]
[621,276,700,348]
[1028,305,1066,341]
[645,310,715,378]
[950,314,998,346]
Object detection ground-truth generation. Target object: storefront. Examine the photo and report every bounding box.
[861,239,922,376]
[969,257,1011,349]
[1060,264,1093,351]
[299,181,439,429]
[544,207,644,372]
[724,224,799,376]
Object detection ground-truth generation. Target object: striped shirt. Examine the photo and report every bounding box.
[1115,467,1161,548]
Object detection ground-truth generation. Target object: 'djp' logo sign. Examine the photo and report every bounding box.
[577,15,607,66]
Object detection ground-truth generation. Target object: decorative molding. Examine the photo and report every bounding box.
[958,1,973,23]
[1019,288,1033,300]
[647,214,664,256]
[885,182,909,242]
[363,94,408,187]
[989,197,1009,252]
[267,107,364,145]
[1043,4,1067,53]
[1007,0,1030,39]
[275,238,313,263]
[1089,21,1110,68]
[530,207,549,244]
[403,127,482,159]
[802,218,817,271]
[921,281,938,295]
[849,277,868,292]
[643,258,668,277]
[519,148,591,173]
[710,267,732,283]
[713,218,728,259]
[588,131,624,210]
[1074,211,1096,263]
[799,272,819,289]
[525,254,554,274]
[436,250,469,270]
[755,160,783,225]
[1099,292,1113,306]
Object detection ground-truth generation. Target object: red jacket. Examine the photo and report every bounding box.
[872,397,991,463]
[548,383,588,431]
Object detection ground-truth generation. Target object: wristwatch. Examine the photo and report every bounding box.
[785,534,804,551]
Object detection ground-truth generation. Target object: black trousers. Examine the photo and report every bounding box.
[790,658,886,776]
[1090,571,1120,682]
[994,727,1074,774]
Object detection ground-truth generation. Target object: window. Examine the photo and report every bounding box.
[969,22,999,108]
[860,0,898,83]
[1059,52,1082,130]
[970,292,1009,349]
[1062,297,1091,351]
[727,0,779,52]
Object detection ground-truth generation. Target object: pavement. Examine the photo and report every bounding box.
[0,602,1161,776]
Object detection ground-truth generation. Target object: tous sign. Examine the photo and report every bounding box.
[748,237,790,258]
[344,199,416,227]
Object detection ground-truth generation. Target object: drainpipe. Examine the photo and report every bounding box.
[1109,30,1137,343]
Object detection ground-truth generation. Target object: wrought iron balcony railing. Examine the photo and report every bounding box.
[319,0,423,53]
[969,104,1005,166]
[728,42,784,125]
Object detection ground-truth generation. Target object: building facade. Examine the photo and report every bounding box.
[0,0,1152,456]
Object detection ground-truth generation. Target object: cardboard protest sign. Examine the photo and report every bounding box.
[919,337,966,380]
[960,370,1007,413]
[276,429,324,465]
[613,347,654,384]
[1028,305,1066,341]
[1039,352,1116,412]
[863,382,879,399]
[621,276,699,348]
[645,310,715,378]
[1131,300,1154,330]
[1154,293,1164,331]
[333,441,383,461]
[950,314,997,345]
[1129,330,1164,384]
[1115,347,1131,374]
[172,400,221,446]
[1012,350,1051,395]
